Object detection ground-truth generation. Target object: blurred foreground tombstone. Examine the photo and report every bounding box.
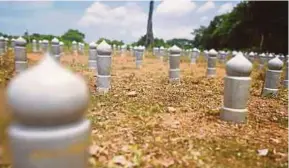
[220,52,253,123]
[135,46,143,69]
[15,37,28,73]
[262,56,284,96]
[6,53,91,168]
[72,41,77,55]
[88,42,97,70]
[207,49,218,78]
[169,45,181,84]
[96,40,112,94]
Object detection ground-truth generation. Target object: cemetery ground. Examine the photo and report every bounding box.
[0,50,288,168]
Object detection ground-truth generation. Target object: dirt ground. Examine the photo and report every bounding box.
[0,51,288,168]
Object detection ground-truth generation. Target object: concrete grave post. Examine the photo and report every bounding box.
[191,48,199,64]
[96,41,112,94]
[14,37,28,73]
[7,53,90,168]
[259,53,266,70]
[0,36,4,55]
[88,42,97,70]
[72,41,77,54]
[262,56,284,96]
[206,49,218,77]
[32,39,37,53]
[51,38,60,61]
[169,45,181,84]
[284,59,288,88]
[42,40,49,53]
[220,52,253,123]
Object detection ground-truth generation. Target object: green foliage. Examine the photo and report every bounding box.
[192,1,288,54]
[96,38,124,46]
[61,29,85,43]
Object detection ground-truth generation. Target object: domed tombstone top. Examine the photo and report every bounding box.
[59,41,64,45]
[32,39,36,43]
[226,52,253,77]
[140,46,145,51]
[51,37,59,45]
[11,38,15,42]
[208,49,218,56]
[4,37,8,41]
[7,53,89,126]
[268,56,283,70]
[160,46,164,50]
[121,45,126,49]
[72,41,77,44]
[42,39,49,44]
[232,50,238,56]
[15,36,27,46]
[97,40,112,55]
[260,53,266,57]
[89,42,97,49]
[249,52,254,56]
[169,45,181,54]
[0,36,4,41]
[268,53,273,58]
[219,50,226,55]
[193,48,198,52]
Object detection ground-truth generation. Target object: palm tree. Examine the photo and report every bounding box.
[145,0,154,49]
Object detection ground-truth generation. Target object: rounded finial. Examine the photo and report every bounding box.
[193,48,198,52]
[59,41,64,45]
[209,49,218,56]
[51,37,59,45]
[260,53,266,57]
[160,46,164,50]
[7,53,89,126]
[169,45,181,54]
[226,52,253,77]
[42,39,49,44]
[0,36,4,40]
[72,41,77,44]
[97,40,112,55]
[15,36,26,46]
[89,42,97,49]
[249,52,254,56]
[268,56,284,70]
[32,39,36,42]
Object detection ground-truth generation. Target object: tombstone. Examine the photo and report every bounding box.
[259,53,266,70]
[96,41,112,94]
[4,38,9,52]
[135,46,143,69]
[262,56,284,96]
[121,45,126,57]
[59,41,64,54]
[51,38,61,62]
[6,53,90,168]
[248,52,255,63]
[88,42,97,70]
[11,38,16,50]
[207,49,218,77]
[42,40,49,53]
[284,59,288,88]
[219,51,226,64]
[72,41,77,54]
[153,47,158,56]
[0,36,4,55]
[133,46,137,57]
[38,40,43,52]
[14,37,28,73]
[191,48,199,64]
[220,52,252,123]
[32,39,37,53]
[169,45,181,84]
[203,50,209,61]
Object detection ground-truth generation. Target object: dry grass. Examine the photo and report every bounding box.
[0,52,288,168]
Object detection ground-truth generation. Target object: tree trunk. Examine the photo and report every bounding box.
[145,0,154,49]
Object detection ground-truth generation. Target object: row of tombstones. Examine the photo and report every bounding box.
[4,38,289,168]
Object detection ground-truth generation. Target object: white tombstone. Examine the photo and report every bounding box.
[96,40,112,94]
[14,37,28,73]
[221,52,253,123]
[6,53,91,168]
[169,45,181,84]
[207,49,218,77]
[262,56,284,96]
[88,42,97,69]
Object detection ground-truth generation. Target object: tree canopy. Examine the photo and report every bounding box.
[192,1,288,54]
